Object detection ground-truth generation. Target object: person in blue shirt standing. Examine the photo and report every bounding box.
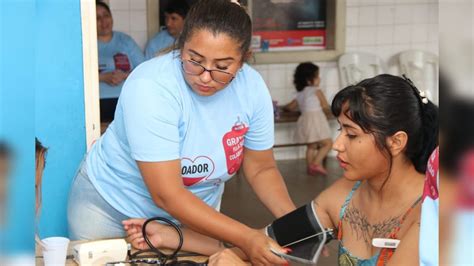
[96,1,144,122]
[68,1,295,265]
[144,0,190,60]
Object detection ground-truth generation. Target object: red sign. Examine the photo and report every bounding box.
[251,0,326,51]
[253,29,326,50]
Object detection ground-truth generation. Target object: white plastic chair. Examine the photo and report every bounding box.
[399,50,439,105]
[338,52,386,88]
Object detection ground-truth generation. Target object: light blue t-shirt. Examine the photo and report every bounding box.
[86,51,274,222]
[420,147,439,266]
[98,31,145,99]
[144,29,175,60]
[449,212,474,265]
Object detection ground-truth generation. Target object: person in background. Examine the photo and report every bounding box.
[35,138,47,247]
[0,139,47,227]
[69,1,295,265]
[284,62,333,176]
[144,0,190,60]
[96,1,145,123]
[124,74,439,266]
[35,138,47,216]
[0,141,11,227]
[436,77,474,266]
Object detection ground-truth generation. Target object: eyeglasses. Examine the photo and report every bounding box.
[181,59,235,84]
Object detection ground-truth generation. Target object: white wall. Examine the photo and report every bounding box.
[109,0,439,160]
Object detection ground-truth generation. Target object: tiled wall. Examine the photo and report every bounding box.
[345,0,438,64]
[109,0,148,50]
[108,0,439,160]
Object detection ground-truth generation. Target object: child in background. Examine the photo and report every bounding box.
[284,62,333,176]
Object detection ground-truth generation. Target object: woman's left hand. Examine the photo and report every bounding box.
[122,218,164,250]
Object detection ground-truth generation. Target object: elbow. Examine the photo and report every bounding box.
[150,189,180,210]
[246,165,277,184]
[150,194,167,209]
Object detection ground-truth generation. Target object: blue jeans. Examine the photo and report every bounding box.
[67,160,128,240]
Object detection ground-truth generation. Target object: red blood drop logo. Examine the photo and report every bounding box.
[114,53,131,72]
[222,118,249,175]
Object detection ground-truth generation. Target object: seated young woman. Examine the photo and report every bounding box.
[123,74,439,266]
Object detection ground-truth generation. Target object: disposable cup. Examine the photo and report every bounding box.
[41,237,70,266]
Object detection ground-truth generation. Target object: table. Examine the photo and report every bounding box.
[275,109,301,124]
[36,240,208,265]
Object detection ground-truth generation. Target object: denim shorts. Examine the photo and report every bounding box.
[67,160,128,240]
[67,159,223,240]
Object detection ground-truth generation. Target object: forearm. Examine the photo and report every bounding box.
[155,189,252,250]
[154,225,246,258]
[153,224,221,255]
[99,72,108,82]
[247,166,296,218]
[283,100,297,112]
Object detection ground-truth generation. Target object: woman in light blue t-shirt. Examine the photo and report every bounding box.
[96,1,144,122]
[68,0,295,265]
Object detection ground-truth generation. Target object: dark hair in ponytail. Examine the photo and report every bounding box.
[177,0,252,58]
[332,74,439,176]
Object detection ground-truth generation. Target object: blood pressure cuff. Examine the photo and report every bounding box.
[266,203,325,247]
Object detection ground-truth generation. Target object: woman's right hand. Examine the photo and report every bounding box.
[239,229,288,266]
[99,70,128,86]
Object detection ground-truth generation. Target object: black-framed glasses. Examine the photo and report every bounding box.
[181,59,235,84]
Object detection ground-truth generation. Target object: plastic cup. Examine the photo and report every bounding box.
[41,237,70,266]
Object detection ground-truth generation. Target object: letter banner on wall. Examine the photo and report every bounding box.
[251,0,326,52]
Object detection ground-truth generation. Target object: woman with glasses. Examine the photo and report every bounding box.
[68,0,295,265]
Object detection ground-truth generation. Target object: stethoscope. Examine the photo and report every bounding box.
[107,217,208,265]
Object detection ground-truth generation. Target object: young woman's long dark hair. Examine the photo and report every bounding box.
[331,74,438,179]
